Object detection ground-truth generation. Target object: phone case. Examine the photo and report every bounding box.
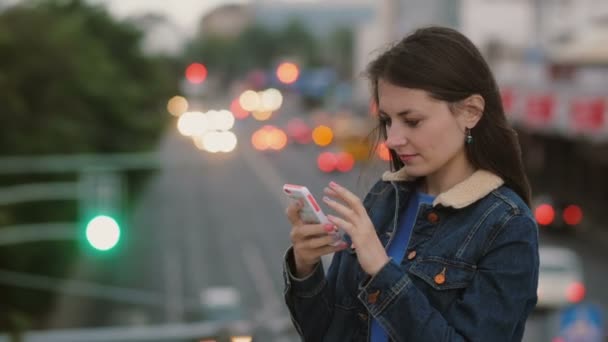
[283,183,345,246]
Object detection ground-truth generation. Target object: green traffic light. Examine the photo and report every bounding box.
[86,215,120,251]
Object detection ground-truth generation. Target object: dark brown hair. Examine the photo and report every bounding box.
[366,26,531,205]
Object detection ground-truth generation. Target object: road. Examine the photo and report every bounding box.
[44,99,608,341]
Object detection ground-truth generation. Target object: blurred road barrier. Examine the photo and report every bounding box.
[0,182,78,205]
[0,152,160,174]
[0,268,180,307]
[0,319,250,342]
[0,223,75,246]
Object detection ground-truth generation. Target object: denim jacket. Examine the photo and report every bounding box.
[283,169,539,342]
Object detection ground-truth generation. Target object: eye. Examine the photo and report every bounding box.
[404,119,420,128]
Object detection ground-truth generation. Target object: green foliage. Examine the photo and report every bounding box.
[0,0,178,155]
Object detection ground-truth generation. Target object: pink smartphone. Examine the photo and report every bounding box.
[283,183,345,246]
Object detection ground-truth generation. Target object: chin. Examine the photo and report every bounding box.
[402,164,432,178]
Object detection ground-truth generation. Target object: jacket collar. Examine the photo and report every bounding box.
[381,168,504,209]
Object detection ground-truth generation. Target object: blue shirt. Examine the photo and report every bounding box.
[370,191,435,342]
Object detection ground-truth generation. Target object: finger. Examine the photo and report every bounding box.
[320,241,349,254]
[303,234,342,249]
[285,201,304,226]
[322,195,355,221]
[328,181,364,215]
[323,186,339,197]
[327,214,354,235]
[305,241,348,257]
[291,223,335,241]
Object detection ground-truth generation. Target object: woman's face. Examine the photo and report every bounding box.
[377,79,469,178]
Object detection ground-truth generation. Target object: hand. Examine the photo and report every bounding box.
[286,200,348,278]
[322,181,390,276]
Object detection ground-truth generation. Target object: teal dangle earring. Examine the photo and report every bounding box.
[465,127,474,144]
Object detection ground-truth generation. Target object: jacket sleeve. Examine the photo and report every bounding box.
[283,246,342,341]
[357,213,539,342]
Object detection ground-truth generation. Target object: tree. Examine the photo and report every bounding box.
[0,0,177,155]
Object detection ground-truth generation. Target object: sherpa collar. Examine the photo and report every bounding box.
[381,168,504,209]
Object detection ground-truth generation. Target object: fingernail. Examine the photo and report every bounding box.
[323,196,332,203]
[329,181,338,188]
[323,223,334,231]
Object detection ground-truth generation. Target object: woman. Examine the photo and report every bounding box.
[283,26,539,341]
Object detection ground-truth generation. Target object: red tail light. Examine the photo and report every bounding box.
[563,205,583,226]
[336,152,355,173]
[535,204,555,226]
[566,282,586,303]
[317,152,337,173]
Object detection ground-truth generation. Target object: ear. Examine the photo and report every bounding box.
[458,94,484,129]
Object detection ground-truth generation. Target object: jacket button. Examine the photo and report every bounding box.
[427,212,440,223]
[367,290,380,304]
[434,267,446,285]
[407,250,417,260]
[358,313,368,321]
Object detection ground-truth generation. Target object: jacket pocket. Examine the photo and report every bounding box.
[409,256,477,290]
[408,257,477,312]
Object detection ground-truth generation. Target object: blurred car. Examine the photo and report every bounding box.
[537,246,586,310]
[532,195,584,233]
[200,286,244,321]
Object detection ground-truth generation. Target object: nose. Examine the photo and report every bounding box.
[385,126,407,149]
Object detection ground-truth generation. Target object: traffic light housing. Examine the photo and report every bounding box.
[79,171,124,254]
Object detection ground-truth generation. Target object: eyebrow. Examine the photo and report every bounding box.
[378,109,417,117]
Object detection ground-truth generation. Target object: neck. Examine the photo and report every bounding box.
[422,151,476,196]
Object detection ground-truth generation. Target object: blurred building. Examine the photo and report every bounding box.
[128,13,187,56]
[198,4,253,38]
[250,0,374,38]
[354,0,460,103]
[461,0,608,63]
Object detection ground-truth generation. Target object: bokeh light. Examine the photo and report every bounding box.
[251,126,287,151]
[239,90,261,112]
[252,110,273,121]
[231,98,249,120]
[260,88,283,112]
[286,118,312,144]
[269,128,288,150]
[312,125,333,146]
[562,205,583,226]
[276,62,300,84]
[535,204,555,226]
[185,63,208,84]
[317,152,337,173]
[336,152,355,172]
[206,110,235,131]
[167,96,188,116]
[177,111,208,137]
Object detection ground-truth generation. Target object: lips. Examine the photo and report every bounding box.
[399,154,418,162]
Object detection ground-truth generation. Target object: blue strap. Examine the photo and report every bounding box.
[369,191,435,342]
